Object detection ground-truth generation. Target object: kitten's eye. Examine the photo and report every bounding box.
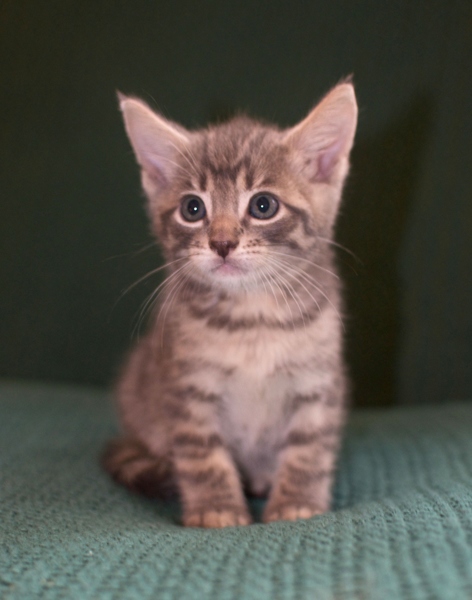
[180,196,206,222]
[248,193,279,220]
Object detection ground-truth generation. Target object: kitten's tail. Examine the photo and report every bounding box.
[101,437,177,500]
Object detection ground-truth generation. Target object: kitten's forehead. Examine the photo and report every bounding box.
[184,117,287,196]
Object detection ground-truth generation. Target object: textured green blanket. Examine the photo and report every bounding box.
[2,381,472,599]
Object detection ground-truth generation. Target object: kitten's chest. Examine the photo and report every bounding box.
[220,366,289,444]
[218,368,289,491]
[180,321,299,448]
[171,305,341,491]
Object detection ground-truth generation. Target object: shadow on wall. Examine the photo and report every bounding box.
[336,95,434,408]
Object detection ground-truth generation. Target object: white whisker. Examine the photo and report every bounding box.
[258,268,280,311]
[267,249,339,279]
[104,241,158,262]
[153,152,197,180]
[131,261,191,338]
[117,257,188,301]
[271,256,345,331]
[109,256,189,325]
[264,262,296,330]
[156,265,194,348]
[249,253,282,311]
[317,237,361,263]
[166,139,201,179]
[276,272,307,330]
[265,259,307,328]
[264,258,321,328]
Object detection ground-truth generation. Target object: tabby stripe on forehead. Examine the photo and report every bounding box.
[257,174,276,188]
[244,161,254,190]
[198,169,208,191]
[179,177,195,190]
[244,132,270,187]
[238,152,254,187]
[200,152,242,184]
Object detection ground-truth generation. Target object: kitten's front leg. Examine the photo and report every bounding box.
[263,408,343,523]
[171,396,251,528]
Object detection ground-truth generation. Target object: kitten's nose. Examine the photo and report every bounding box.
[209,239,239,259]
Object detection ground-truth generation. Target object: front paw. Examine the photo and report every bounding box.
[263,503,325,523]
[183,507,252,528]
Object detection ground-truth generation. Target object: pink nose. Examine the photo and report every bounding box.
[209,239,238,259]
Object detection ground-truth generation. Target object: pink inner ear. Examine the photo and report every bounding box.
[142,152,172,188]
[316,137,345,182]
[147,165,169,188]
[141,163,171,199]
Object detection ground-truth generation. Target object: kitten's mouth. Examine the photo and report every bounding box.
[211,260,243,276]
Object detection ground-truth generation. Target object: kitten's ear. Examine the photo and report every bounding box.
[118,92,190,193]
[285,83,358,185]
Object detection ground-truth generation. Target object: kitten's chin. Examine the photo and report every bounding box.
[206,261,259,292]
[212,262,242,277]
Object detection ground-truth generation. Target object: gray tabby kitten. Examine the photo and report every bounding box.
[103,82,358,528]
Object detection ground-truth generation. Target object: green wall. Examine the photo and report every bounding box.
[1,1,471,406]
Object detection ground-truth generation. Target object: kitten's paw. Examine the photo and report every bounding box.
[183,508,252,528]
[263,504,325,523]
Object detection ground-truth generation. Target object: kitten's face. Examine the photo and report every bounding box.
[119,84,357,293]
[156,122,322,292]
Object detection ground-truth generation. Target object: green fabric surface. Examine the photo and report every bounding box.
[2,381,472,599]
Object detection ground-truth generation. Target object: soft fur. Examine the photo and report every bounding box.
[103,82,358,527]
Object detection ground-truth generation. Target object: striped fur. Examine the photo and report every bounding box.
[104,83,358,527]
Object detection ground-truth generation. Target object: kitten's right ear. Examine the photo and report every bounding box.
[284,83,358,186]
[118,92,190,193]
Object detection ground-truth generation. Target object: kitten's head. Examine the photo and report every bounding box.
[119,83,357,293]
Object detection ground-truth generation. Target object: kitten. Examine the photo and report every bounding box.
[103,82,358,528]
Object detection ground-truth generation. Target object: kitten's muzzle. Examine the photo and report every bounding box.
[209,239,239,259]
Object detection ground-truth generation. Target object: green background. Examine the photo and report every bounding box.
[1,1,471,407]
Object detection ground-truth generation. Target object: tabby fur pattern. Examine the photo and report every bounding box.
[103,82,358,527]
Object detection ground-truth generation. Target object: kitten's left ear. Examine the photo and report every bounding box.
[117,92,191,197]
[285,82,358,185]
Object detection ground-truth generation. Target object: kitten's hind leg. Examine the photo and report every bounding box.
[102,437,177,499]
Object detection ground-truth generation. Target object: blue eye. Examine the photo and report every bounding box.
[180,196,206,222]
[248,193,279,219]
